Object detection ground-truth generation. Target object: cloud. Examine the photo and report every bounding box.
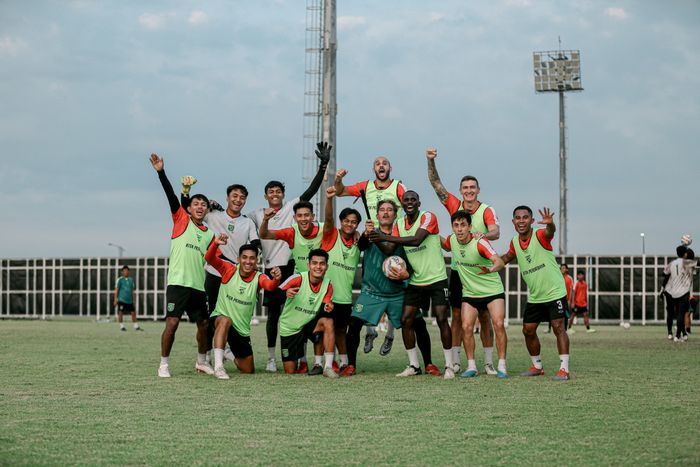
[338,16,367,31]
[138,12,174,30]
[188,10,208,26]
[428,12,446,23]
[0,36,26,56]
[605,7,627,20]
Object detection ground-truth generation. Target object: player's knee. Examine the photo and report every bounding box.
[462,321,474,334]
[522,326,536,337]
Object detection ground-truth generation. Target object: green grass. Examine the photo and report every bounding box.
[0,320,698,466]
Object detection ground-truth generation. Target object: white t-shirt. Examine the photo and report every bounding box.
[248,197,300,268]
[203,210,259,277]
[664,258,697,298]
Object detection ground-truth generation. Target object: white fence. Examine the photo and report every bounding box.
[1,255,697,323]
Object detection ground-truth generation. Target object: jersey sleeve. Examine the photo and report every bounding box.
[508,239,516,257]
[419,212,439,234]
[114,278,121,290]
[171,207,190,238]
[258,274,280,292]
[477,238,498,259]
[280,274,302,291]
[483,206,499,226]
[442,192,462,215]
[536,229,553,251]
[272,227,296,247]
[204,241,237,280]
[396,181,406,201]
[321,226,339,251]
[444,235,452,250]
[345,181,369,197]
[323,283,333,304]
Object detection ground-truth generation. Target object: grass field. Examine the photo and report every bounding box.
[0,320,698,466]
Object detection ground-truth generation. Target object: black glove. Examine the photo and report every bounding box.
[315,142,332,164]
[210,199,224,212]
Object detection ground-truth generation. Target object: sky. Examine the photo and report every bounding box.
[1,0,698,259]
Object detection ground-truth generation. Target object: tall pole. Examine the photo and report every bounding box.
[558,90,567,255]
[319,0,337,218]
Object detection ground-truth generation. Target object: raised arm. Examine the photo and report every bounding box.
[426,148,449,203]
[334,169,351,197]
[323,187,336,234]
[440,235,450,252]
[300,142,331,202]
[538,207,556,239]
[204,234,235,277]
[149,153,180,214]
[258,208,278,240]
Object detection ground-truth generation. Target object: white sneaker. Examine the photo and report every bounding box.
[484,363,497,376]
[214,367,230,380]
[673,337,680,342]
[444,367,455,380]
[667,334,674,340]
[453,362,461,374]
[323,366,339,378]
[682,335,689,342]
[195,361,215,375]
[157,365,171,378]
[266,358,277,373]
[396,365,421,377]
[224,348,236,363]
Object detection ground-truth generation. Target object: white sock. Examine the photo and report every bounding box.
[467,359,477,371]
[133,323,139,329]
[560,354,569,372]
[197,353,207,365]
[214,348,224,369]
[531,355,543,369]
[387,322,395,338]
[160,356,169,366]
[224,347,235,360]
[443,348,454,369]
[314,355,323,366]
[339,354,348,366]
[484,347,494,365]
[498,359,506,373]
[324,352,334,368]
[205,352,211,364]
[451,346,461,364]
[268,347,276,360]
[407,347,420,368]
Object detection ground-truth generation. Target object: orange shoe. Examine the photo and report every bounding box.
[340,365,356,377]
[520,366,545,377]
[295,361,308,374]
[425,363,442,376]
[332,360,340,374]
[552,368,570,381]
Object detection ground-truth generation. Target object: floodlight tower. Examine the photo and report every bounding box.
[301,0,337,217]
[533,42,582,255]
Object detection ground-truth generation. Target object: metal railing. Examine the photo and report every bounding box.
[1,255,697,323]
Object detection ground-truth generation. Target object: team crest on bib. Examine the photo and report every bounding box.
[460,250,465,258]
[308,297,315,305]
[342,250,349,260]
[239,286,245,294]
[525,254,532,263]
[196,233,202,241]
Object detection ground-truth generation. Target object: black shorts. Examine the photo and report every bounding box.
[462,293,506,310]
[332,303,352,330]
[523,297,569,324]
[573,306,588,315]
[263,263,295,308]
[404,279,449,309]
[215,317,253,358]
[449,269,462,309]
[280,318,324,362]
[205,271,223,313]
[117,302,135,313]
[166,285,209,322]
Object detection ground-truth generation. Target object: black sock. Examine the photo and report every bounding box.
[414,316,432,367]
[346,318,364,367]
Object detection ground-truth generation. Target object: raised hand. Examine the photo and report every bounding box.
[538,207,554,225]
[181,175,197,195]
[425,147,437,160]
[286,287,300,299]
[149,153,164,172]
[209,200,224,212]
[315,142,332,164]
[263,207,276,221]
[270,267,282,280]
[215,233,229,245]
[364,219,375,236]
[326,186,336,199]
[477,265,492,275]
[335,168,347,182]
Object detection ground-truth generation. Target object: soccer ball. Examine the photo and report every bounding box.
[382,255,407,278]
[681,234,692,246]
[622,322,631,329]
